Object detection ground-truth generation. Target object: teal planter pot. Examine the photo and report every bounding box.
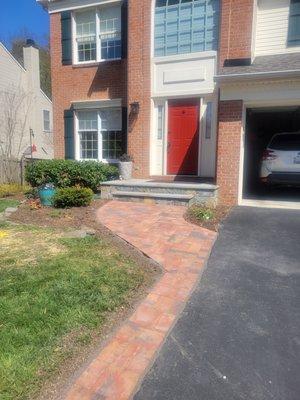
[38,184,56,206]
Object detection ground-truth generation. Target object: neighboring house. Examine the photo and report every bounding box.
[38,0,300,206]
[0,40,53,164]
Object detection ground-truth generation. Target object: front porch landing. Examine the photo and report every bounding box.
[101,179,218,206]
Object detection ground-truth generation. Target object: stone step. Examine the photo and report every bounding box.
[112,191,193,206]
[101,179,218,198]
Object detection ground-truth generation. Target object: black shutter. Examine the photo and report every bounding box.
[61,11,72,65]
[122,107,128,154]
[121,1,128,59]
[64,110,75,159]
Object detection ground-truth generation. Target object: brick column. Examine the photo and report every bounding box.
[216,100,243,205]
[219,0,255,68]
[127,0,152,178]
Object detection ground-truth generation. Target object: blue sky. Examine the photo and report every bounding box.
[0,0,49,49]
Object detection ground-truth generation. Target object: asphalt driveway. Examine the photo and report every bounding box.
[134,206,300,400]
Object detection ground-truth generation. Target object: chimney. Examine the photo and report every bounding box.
[23,39,41,92]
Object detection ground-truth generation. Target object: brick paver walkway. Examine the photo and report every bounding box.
[65,201,216,400]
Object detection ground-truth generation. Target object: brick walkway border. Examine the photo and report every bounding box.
[65,201,216,400]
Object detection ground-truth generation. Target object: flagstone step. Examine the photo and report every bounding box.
[112,191,193,205]
[101,179,218,206]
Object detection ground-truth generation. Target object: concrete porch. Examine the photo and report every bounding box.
[100,179,218,206]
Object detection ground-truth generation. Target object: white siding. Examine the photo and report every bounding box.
[255,0,300,56]
[0,43,53,161]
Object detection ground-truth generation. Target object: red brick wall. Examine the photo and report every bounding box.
[216,100,243,205]
[219,0,255,68]
[127,0,151,178]
[50,13,127,159]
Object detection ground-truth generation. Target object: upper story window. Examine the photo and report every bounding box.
[154,0,220,57]
[288,0,300,47]
[43,110,51,132]
[74,5,121,64]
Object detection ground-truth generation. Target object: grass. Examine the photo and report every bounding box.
[0,199,20,213]
[0,223,147,400]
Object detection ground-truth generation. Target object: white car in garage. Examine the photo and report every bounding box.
[260,132,300,186]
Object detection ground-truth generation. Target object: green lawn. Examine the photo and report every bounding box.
[0,199,20,213]
[0,223,147,400]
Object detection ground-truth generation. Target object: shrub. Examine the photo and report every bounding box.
[0,183,30,198]
[53,187,93,208]
[25,160,118,192]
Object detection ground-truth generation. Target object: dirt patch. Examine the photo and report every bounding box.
[185,205,232,232]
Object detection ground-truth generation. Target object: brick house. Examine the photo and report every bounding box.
[38,0,300,207]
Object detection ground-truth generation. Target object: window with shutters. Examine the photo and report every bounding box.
[74,5,122,64]
[76,109,124,161]
[154,0,220,57]
[288,0,300,47]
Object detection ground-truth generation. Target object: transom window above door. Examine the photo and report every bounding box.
[154,0,220,57]
[76,109,125,161]
[74,5,122,63]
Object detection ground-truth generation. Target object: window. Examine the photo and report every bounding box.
[157,105,164,140]
[74,5,122,63]
[78,111,98,159]
[43,110,50,132]
[75,10,97,62]
[77,109,124,161]
[288,0,300,47]
[205,102,212,139]
[154,0,220,57]
[99,6,122,60]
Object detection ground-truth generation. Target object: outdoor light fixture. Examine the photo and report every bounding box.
[130,102,140,114]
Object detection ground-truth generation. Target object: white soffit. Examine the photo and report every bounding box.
[47,0,121,14]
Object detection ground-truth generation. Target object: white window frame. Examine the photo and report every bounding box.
[72,5,122,65]
[75,108,123,162]
[43,110,51,132]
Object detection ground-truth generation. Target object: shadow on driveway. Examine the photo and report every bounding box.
[134,207,300,400]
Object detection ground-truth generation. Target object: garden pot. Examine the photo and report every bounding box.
[38,184,56,206]
[118,161,133,180]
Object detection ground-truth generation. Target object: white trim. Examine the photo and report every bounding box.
[46,0,121,14]
[72,98,122,109]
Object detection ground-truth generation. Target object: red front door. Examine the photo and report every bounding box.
[167,99,199,175]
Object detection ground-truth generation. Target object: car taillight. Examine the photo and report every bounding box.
[262,149,277,161]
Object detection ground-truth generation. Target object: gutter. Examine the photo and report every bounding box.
[215,69,300,82]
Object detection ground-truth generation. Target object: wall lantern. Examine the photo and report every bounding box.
[130,101,140,114]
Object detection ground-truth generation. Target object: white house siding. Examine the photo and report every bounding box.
[255,0,300,56]
[0,43,53,161]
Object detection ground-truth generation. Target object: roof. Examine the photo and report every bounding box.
[217,53,300,81]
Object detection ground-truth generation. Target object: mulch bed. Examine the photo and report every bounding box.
[185,205,232,232]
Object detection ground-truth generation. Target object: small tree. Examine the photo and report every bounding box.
[0,83,32,182]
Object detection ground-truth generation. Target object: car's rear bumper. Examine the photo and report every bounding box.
[263,172,300,186]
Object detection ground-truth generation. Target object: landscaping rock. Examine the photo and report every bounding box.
[65,226,96,239]
[81,226,97,236]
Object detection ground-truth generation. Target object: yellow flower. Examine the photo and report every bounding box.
[0,231,8,239]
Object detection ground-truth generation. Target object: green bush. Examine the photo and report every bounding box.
[53,187,93,208]
[25,160,118,192]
